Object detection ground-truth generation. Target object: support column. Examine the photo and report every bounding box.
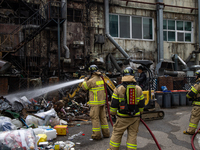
[58,18,60,77]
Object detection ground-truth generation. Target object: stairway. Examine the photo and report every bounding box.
[1,1,65,57]
[0,1,66,77]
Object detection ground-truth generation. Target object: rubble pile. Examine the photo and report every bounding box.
[0,92,91,150]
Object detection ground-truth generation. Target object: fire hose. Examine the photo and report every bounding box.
[191,127,200,150]
[100,75,162,150]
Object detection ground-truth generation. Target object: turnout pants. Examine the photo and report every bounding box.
[109,116,140,150]
[187,106,200,133]
[90,105,110,139]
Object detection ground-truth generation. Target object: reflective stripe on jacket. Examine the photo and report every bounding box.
[110,75,145,117]
[186,78,200,106]
[82,72,106,106]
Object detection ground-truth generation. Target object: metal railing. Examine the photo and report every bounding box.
[0,2,66,55]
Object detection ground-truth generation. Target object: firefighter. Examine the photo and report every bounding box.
[108,67,145,150]
[183,70,200,135]
[82,64,110,140]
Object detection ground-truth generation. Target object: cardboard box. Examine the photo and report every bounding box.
[54,125,68,135]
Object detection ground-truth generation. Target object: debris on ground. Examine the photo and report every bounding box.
[0,89,91,150]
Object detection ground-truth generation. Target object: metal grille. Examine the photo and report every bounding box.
[152,76,196,91]
[183,77,196,90]
[19,78,28,91]
[173,77,185,90]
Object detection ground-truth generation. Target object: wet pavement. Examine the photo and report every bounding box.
[55,106,200,150]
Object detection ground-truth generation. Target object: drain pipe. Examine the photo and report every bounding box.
[155,0,164,75]
[157,0,164,62]
[62,0,71,63]
[104,0,130,60]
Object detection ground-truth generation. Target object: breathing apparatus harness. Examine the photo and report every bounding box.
[119,82,139,117]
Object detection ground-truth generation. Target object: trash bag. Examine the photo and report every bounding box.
[12,101,24,112]
[0,102,11,111]
[25,108,61,127]
[0,129,37,150]
[0,116,17,131]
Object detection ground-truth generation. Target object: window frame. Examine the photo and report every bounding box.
[109,13,154,41]
[163,19,193,43]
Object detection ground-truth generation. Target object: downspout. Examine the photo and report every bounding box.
[155,0,164,75]
[62,0,71,62]
[104,0,130,60]
[157,0,164,62]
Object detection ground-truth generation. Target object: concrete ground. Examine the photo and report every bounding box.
[55,106,200,150]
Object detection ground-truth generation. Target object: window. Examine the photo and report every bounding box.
[109,14,153,40]
[163,20,193,42]
[67,8,82,22]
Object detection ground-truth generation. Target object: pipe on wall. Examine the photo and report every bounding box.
[172,54,187,70]
[62,0,70,59]
[173,54,178,71]
[177,55,187,69]
[109,54,123,73]
[104,0,130,60]
[156,0,164,62]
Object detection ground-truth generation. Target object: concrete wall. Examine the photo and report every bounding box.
[87,0,198,71]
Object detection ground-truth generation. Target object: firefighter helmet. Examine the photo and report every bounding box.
[88,65,98,73]
[123,67,135,76]
[195,70,200,78]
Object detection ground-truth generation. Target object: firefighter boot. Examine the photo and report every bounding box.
[183,130,195,135]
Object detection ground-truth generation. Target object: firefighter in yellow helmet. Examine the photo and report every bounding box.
[82,65,110,140]
[108,67,145,150]
[183,70,200,135]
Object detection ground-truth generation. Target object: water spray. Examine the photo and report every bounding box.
[5,79,84,103]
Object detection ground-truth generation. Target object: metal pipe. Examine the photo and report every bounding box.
[104,0,130,59]
[157,0,164,62]
[107,54,112,70]
[62,0,70,59]
[173,54,178,71]
[58,18,60,77]
[177,55,187,69]
[109,53,123,73]
[156,12,160,62]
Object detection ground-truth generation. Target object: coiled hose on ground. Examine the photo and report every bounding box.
[101,75,162,150]
[191,127,200,150]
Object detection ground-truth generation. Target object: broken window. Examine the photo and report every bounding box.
[163,20,193,43]
[109,14,153,40]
